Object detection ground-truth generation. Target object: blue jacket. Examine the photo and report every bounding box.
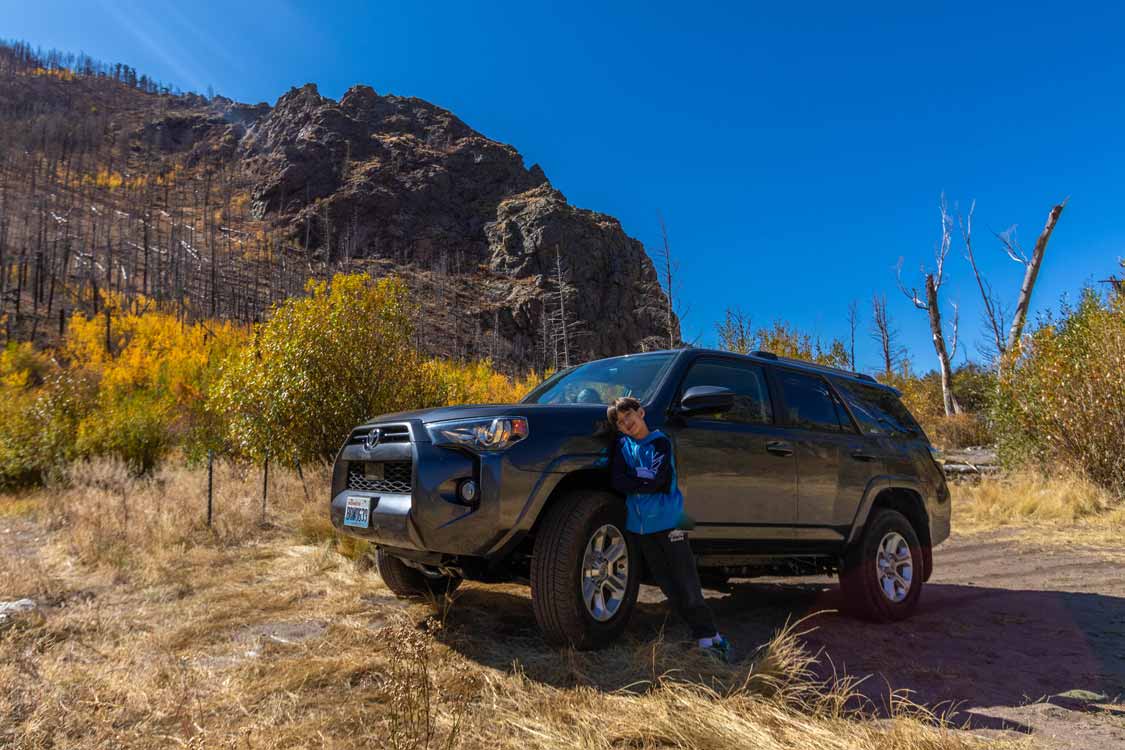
[609,430,684,534]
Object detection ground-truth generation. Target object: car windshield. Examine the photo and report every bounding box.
[521,353,677,405]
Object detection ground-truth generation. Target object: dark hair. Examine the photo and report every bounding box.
[606,396,642,428]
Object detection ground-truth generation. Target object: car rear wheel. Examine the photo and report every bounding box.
[531,490,640,649]
[376,548,462,599]
[840,509,923,621]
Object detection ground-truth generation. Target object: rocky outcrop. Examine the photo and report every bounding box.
[485,184,675,361]
[234,83,675,368]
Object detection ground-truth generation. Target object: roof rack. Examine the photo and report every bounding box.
[748,350,880,384]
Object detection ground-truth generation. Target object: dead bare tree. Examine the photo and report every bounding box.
[870,293,905,378]
[997,199,1067,352]
[961,198,1066,365]
[847,299,859,371]
[898,195,962,416]
[959,200,1007,362]
[545,245,582,369]
[656,212,684,348]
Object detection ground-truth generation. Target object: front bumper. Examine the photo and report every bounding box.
[329,422,541,557]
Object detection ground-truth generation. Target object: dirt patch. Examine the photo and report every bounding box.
[628,528,1125,748]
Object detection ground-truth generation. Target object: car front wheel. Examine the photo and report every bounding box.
[531,490,640,649]
[840,508,924,621]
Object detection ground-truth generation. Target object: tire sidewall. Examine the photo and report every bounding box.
[850,509,924,621]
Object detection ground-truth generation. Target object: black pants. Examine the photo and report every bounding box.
[630,528,717,640]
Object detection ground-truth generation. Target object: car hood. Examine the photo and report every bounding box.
[361,403,610,440]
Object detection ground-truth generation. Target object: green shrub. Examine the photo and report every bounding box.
[75,391,172,474]
[0,370,94,488]
[210,273,431,462]
[994,288,1125,496]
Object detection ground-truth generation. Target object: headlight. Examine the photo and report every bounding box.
[426,417,529,451]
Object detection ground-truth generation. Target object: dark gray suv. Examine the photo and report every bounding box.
[330,349,950,649]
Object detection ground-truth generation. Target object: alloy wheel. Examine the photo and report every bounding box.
[580,524,629,621]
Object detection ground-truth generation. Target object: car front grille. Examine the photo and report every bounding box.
[347,461,412,494]
[347,424,411,447]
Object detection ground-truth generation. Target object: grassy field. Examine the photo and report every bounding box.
[6,459,1118,749]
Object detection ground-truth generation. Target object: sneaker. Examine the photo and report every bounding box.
[702,635,733,663]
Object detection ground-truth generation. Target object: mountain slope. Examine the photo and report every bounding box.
[0,44,677,370]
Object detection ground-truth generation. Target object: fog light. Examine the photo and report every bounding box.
[457,479,479,505]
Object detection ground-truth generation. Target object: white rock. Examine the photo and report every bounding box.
[0,599,37,621]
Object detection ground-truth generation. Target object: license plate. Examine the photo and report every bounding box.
[344,496,375,528]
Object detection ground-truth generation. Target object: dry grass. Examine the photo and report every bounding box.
[953,471,1125,544]
[10,456,331,582]
[0,546,1014,750]
[0,458,1029,749]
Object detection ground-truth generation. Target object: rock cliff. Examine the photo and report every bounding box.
[0,67,678,369]
[232,83,677,367]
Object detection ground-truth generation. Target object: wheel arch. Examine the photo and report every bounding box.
[527,468,616,540]
[848,479,933,581]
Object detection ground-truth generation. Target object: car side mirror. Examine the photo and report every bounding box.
[679,385,735,416]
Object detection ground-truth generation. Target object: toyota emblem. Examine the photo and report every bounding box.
[363,428,383,451]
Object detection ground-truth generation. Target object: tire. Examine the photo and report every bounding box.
[376,548,462,599]
[531,490,640,649]
[840,508,924,622]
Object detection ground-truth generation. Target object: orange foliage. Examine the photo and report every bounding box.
[29,66,76,81]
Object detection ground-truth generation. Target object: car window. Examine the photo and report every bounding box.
[778,370,853,433]
[832,379,923,438]
[679,359,773,424]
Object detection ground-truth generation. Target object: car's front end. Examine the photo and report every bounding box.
[328,404,617,571]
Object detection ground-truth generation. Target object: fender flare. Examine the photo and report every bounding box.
[484,452,609,559]
[846,475,934,580]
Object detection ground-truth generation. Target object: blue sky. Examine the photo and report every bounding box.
[8,1,1123,371]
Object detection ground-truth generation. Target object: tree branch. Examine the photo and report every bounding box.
[896,257,927,309]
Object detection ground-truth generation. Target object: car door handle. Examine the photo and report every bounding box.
[850,449,877,462]
[766,441,794,457]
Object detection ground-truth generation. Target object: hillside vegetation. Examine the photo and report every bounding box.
[0,273,540,487]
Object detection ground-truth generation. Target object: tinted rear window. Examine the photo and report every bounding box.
[778,370,854,433]
[832,379,923,438]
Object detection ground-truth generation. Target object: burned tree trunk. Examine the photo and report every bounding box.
[898,195,962,416]
[925,275,961,415]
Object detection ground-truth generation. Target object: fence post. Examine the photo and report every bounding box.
[206,449,214,527]
[261,452,269,524]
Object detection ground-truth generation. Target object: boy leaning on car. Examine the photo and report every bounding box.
[606,396,731,661]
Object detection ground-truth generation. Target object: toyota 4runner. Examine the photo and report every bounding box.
[330,349,951,649]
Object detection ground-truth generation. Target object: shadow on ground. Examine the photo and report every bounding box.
[435,577,1125,727]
